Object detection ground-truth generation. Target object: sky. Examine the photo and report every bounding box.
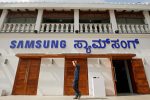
[0,0,149,3]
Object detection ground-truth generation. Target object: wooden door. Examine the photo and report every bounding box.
[64,58,89,95]
[26,59,41,95]
[12,58,41,95]
[12,59,29,95]
[131,58,150,94]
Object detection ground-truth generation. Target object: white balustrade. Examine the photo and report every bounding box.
[1,24,7,32]
[46,24,50,32]
[16,24,21,32]
[94,24,98,33]
[6,24,12,32]
[80,24,83,33]
[89,24,93,33]
[68,24,71,32]
[140,25,145,33]
[0,23,35,33]
[65,24,69,33]
[50,24,54,32]
[122,24,127,33]
[108,24,112,33]
[60,24,64,32]
[103,24,107,33]
[84,24,88,33]
[59,24,61,32]
[126,24,132,33]
[1,23,150,34]
[21,24,26,32]
[79,23,112,33]
[135,25,141,33]
[11,24,16,32]
[25,24,30,32]
[39,23,74,33]
[131,25,136,33]
[70,24,74,32]
[30,24,35,32]
[118,24,122,33]
[40,24,45,32]
[118,24,150,34]
[98,24,103,33]
[56,24,60,32]
[144,24,150,33]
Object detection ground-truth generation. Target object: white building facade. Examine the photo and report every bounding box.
[0,1,150,96]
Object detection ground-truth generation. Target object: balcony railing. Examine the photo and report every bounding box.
[118,24,150,34]
[40,23,74,33]
[79,23,112,33]
[0,23,35,33]
[0,23,150,34]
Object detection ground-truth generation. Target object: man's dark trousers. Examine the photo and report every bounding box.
[73,80,80,96]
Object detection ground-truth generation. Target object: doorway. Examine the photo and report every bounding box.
[12,58,41,95]
[112,60,133,95]
[64,58,89,95]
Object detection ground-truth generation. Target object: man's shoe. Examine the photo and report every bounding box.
[73,96,78,99]
[78,94,81,99]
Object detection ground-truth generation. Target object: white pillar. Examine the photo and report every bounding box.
[109,10,118,33]
[0,9,8,32]
[143,11,150,30]
[35,9,43,33]
[74,9,79,33]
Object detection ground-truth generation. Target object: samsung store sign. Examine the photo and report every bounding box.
[10,38,139,53]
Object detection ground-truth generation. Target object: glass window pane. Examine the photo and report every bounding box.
[126,18,144,24]
[25,18,36,23]
[117,18,126,24]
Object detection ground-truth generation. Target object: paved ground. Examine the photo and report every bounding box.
[0,95,150,100]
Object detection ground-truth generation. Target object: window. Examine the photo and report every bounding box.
[6,17,36,23]
[117,18,145,24]
[79,11,110,23]
[79,19,110,23]
[6,11,37,23]
[43,18,73,23]
[43,10,74,23]
[116,11,145,24]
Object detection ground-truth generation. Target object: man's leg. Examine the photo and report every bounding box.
[73,82,81,99]
[73,84,78,96]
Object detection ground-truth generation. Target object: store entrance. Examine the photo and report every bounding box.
[112,60,133,95]
[64,58,89,95]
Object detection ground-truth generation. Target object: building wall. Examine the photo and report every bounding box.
[37,58,65,96]
[88,58,115,96]
[0,49,18,95]
[0,34,150,96]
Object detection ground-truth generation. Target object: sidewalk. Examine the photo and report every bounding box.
[0,95,150,100]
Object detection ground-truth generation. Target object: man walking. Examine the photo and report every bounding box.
[72,60,81,99]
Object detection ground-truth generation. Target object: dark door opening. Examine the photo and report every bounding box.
[112,60,133,95]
